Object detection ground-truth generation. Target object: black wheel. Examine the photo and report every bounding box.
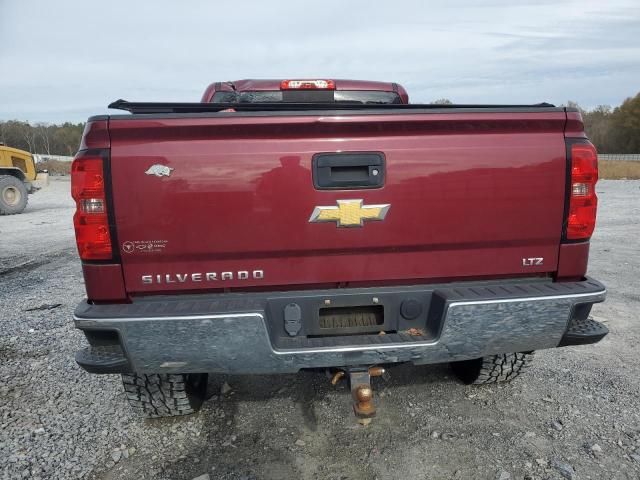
[0,175,28,215]
[450,352,534,385]
[121,373,208,418]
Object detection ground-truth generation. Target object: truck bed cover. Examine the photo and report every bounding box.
[106,99,560,115]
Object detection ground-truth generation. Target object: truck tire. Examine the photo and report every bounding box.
[0,175,28,215]
[450,352,534,385]
[121,373,208,418]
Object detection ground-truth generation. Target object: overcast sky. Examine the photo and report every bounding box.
[1,0,639,123]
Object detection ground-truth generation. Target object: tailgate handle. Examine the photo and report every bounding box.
[313,152,385,190]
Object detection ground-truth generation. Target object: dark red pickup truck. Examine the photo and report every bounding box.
[71,79,607,421]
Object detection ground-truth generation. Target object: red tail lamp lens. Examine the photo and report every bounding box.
[71,155,112,260]
[567,143,598,240]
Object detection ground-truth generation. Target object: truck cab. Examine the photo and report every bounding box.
[200,79,409,104]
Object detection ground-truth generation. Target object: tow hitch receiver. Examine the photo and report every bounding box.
[331,366,386,425]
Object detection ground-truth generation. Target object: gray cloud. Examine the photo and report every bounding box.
[1,0,639,123]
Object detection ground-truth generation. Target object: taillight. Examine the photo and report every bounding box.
[71,154,112,260]
[566,142,598,240]
[280,79,335,90]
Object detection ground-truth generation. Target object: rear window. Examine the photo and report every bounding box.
[334,91,402,104]
[212,91,283,103]
[211,90,402,104]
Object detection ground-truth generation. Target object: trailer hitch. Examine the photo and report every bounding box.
[331,366,386,425]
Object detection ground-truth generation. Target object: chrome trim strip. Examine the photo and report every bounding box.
[274,338,439,354]
[448,289,606,307]
[74,312,261,323]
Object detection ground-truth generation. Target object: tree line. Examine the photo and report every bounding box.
[568,91,640,153]
[0,121,84,157]
[432,94,640,154]
[0,91,638,155]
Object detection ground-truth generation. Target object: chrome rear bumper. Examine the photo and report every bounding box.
[74,277,606,374]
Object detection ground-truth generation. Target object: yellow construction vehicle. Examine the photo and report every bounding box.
[0,143,48,215]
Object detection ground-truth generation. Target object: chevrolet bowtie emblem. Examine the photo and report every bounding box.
[309,199,390,227]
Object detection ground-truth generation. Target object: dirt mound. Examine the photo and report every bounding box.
[37,159,71,175]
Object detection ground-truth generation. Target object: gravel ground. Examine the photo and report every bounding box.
[1,178,639,480]
[0,177,75,273]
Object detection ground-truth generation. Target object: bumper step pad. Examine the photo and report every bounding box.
[75,345,131,374]
[559,317,609,346]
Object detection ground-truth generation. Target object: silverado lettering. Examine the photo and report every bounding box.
[71,78,608,423]
[142,270,265,284]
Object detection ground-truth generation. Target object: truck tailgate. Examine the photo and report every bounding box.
[108,111,568,294]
